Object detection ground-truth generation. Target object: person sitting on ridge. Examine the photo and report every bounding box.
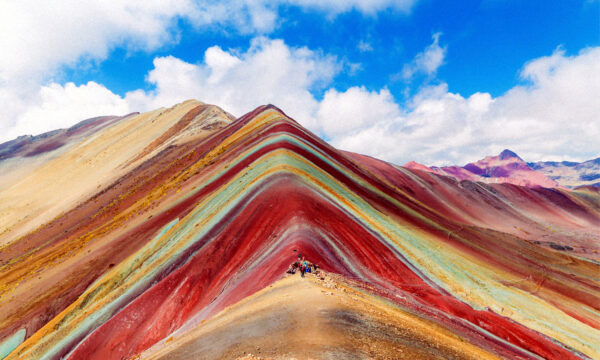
[286,262,298,274]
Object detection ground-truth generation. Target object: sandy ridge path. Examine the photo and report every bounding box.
[139,272,501,360]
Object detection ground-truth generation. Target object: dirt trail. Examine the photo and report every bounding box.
[140,272,500,360]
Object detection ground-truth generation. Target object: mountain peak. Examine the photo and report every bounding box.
[499,149,521,161]
[403,160,432,172]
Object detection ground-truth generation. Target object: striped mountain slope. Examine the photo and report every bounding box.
[0,101,598,359]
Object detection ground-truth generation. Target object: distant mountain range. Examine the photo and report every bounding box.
[528,157,600,188]
[405,149,600,189]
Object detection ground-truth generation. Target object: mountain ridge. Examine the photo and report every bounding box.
[529,157,600,188]
[405,149,600,189]
[0,100,598,360]
[4,123,598,190]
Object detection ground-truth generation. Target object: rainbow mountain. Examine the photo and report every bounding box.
[0,100,598,359]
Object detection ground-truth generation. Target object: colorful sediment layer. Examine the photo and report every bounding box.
[0,101,598,359]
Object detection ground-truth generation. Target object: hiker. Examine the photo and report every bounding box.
[304,259,311,273]
[286,262,298,274]
[312,263,319,275]
[287,251,316,278]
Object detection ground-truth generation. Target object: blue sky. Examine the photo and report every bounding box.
[67,0,598,99]
[1,0,599,165]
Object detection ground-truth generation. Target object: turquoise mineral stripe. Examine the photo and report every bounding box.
[36,218,179,360]
[24,129,599,358]
[0,329,25,360]
[175,122,455,245]
[261,152,599,349]
[198,148,600,353]
[248,222,366,280]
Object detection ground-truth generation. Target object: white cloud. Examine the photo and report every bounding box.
[3,39,598,166]
[0,0,410,85]
[0,0,201,142]
[123,37,339,131]
[347,62,364,75]
[0,0,597,167]
[0,0,414,86]
[290,0,416,15]
[2,82,131,141]
[320,47,600,165]
[402,32,446,79]
[316,87,401,137]
[0,1,414,143]
[357,40,374,52]
[0,37,340,143]
[0,1,193,83]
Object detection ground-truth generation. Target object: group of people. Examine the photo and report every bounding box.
[286,253,318,277]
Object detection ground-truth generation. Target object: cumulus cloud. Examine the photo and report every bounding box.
[0,0,411,143]
[0,1,195,85]
[0,0,597,165]
[402,32,447,79]
[0,36,340,143]
[2,35,598,166]
[0,0,200,142]
[0,0,413,84]
[121,42,599,165]
[316,87,401,138]
[321,47,600,165]
[2,82,130,141]
[289,0,416,15]
[357,40,374,52]
[0,0,412,85]
[124,37,339,130]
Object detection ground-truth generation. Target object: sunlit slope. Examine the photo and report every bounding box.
[0,100,233,356]
[1,103,598,359]
[0,100,232,245]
